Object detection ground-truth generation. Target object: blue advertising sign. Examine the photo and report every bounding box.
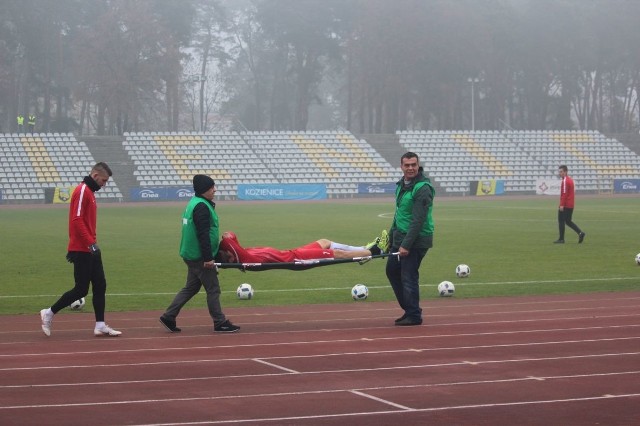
[131,188,164,201]
[130,187,195,201]
[357,183,396,194]
[237,184,326,200]
[613,179,640,194]
[168,187,195,200]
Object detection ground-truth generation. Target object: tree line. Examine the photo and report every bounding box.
[0,0,638,135]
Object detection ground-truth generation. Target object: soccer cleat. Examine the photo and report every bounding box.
[94,324,122,337]
[377,229,390,253]
[364,236,380,251]
[578,232,586,244]
[553,239,565,244]
[40,309,53,336]
[159,316,181,333]
[214,320,240,333]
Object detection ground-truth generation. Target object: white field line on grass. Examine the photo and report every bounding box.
[1,276,639,299]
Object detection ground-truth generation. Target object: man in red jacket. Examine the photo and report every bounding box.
[40,162,122,337]
[554,165,586,244]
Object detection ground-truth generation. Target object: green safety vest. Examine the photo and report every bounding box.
[17,116,24,125]
[179,197,219,261]
[394,180,435,236]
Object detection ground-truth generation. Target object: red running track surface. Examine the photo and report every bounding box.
[1,292,639,425]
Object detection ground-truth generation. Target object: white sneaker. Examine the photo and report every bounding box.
[94,324,122,337]
[40,309,53,336]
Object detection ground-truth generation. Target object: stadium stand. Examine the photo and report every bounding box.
[3,130,640,203]
[242,130,397,196]
[398,130,640,194]
[0,133,123,203]
[508,130,640,193]
[122,130,397,198]
[123,131,277,199]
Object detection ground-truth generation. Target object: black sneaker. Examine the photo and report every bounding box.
[159,316,181,333]
[214,320,240,333]
[553,239,565,244]
[395,314,408,323]
[578,232,585,243]
[395,317,423,326]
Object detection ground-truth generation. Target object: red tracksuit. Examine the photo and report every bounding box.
[68,182,98,252]
[219,232,334,263]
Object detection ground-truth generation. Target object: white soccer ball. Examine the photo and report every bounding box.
[636,253,640,265]
[69,298,85,310]
[456,264,471,278]
[438,281,455,297]
[351,284,369,301]
[236,283,254,300]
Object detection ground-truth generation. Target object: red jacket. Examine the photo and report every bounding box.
[559,176,575,208]
[219,232,333,263]
[67,182,98,252]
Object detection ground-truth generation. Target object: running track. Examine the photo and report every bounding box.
[1,292,639,425]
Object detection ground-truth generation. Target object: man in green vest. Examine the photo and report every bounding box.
[159,175,240,333]
[386,152,435,326]
[17,114,24,133]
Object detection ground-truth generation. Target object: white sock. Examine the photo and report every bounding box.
[95,321,105,329]
[330,242,364,251]
[45,308,53,315]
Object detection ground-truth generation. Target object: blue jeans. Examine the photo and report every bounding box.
[386,248,428,321]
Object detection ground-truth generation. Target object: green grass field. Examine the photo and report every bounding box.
[1,196,639,315]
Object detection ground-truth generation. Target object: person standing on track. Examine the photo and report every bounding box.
[40,162,122,337]
[385,152,435,326]
[159,175,239,334]
[554,165,586,244]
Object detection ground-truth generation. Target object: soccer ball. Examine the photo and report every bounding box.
[437,281,455,297]
[236,283,254,300]
[69,298,85,310]
[351,284,369,300]
[456,264,471,278]
[636,253,640,265]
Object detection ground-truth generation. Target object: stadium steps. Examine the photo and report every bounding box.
[361,133,445,194]
[609,133,640,156]
[359,134,405,167]
[81,136,135,201]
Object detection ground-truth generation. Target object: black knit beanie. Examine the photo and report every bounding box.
[193,175,215,195]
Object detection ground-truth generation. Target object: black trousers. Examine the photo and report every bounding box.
[558,208,583,240]
[51,252,107,321]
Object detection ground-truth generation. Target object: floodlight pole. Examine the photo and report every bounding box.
[191,74,207,132]
[468,77,480,131]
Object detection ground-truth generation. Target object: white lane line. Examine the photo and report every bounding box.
[252,358,299,374]
[2,353,639,390]
[2,323,640,359]
[1,335,639,372]
[349,390,413,411]
[135,393,640,425]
